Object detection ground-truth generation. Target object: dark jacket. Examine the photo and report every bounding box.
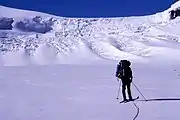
[120,66,133,84]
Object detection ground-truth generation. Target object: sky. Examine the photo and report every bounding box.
[0,0,176,17]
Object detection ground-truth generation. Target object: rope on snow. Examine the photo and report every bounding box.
[132,102,139,120]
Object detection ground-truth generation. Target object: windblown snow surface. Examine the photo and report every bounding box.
[1,1,180,120]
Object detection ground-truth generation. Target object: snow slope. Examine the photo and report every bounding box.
[1,2,180,120]
[0,2,180,65]
[1,62,180,120]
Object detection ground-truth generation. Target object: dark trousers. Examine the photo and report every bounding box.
[122,82,132,100]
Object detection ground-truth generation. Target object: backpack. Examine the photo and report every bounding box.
[115,60,131,79]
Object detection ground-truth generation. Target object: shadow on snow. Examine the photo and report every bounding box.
[138,98,180,102]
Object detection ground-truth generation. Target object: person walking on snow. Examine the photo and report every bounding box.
[116,60,133,102]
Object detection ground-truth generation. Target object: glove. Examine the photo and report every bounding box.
[116,77,120,82]
[129,77,133,83]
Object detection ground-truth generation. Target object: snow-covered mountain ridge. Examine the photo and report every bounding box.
[1,1,180,65]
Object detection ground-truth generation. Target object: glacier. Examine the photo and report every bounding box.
[1,1,180,120]
[0,2,180,65]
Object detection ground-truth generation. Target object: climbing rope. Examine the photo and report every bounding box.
[132,101,139,120]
